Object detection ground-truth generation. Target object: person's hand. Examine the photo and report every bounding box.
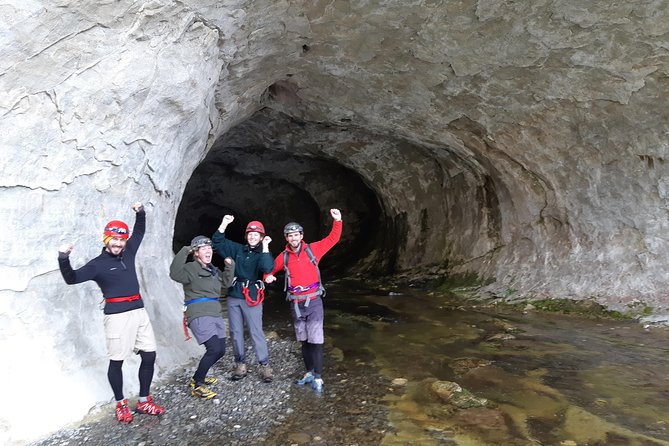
[224,257,233,265]
[132,202,144,212]
[219,214,234,232]
[261,236,272,252]
[58,243,74,255]
[264,274,277,284]
[330,208,342,221]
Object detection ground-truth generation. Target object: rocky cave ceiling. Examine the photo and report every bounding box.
[168,0,669,308]
[3,0,669,310]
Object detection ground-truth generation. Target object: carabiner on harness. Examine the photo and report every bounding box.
[181,297,218,341]
[242,280,265,307]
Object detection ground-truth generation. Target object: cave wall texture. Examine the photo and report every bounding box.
[2,0,669,442]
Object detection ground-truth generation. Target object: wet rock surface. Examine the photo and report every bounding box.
[30,321,390,446]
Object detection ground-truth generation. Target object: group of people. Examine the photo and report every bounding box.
[57,203,343,423]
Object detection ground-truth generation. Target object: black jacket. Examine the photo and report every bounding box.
[58,210,146,315]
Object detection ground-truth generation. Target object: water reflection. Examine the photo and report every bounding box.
[323,281,669,445]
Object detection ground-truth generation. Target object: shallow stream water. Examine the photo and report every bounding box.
[312,280,669,446]
[30,281,669,446]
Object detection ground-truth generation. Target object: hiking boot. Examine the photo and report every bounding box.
[260,364,273,383]
[191,385,217,400]
[312,378,324,393]
[189,376,218,388]
[115,399,133,423]
[231,363,247,381]
[134,395,166,416]
[295,371,314,385]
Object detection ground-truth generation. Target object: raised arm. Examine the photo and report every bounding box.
[212,214,241,258]
[218,214,234,233]
[57,244,97,285]
[126,202,146,252]
[169,246,192,284]
[309,209,343,257]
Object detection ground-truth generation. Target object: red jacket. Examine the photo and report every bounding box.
[270,220,342,296]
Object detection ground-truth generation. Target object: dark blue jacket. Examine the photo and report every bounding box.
[58,210,145,315]
[211,230,273,300]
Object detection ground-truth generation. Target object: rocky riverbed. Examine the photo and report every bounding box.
[28,282,669,446]
[30,320,390,446]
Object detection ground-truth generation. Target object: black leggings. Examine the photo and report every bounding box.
[301,342,324,375]
[107,350,156,401]
[108,360,124,401]
[193,336,226,385]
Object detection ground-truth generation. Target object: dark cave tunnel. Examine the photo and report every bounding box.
[172,112,397,278]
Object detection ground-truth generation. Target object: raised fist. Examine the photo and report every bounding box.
[58,243,74,255]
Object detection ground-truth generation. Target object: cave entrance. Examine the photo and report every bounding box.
[173,109,386,277]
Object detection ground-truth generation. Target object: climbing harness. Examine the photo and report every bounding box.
[241,280,266,307]
[230,276,266,307]
[105,293,141,303]
[288,282,320,293]
[185,297,220,305]
[283,244,326,317]
[102,293,141,311]
[181,297,219,341]
[179,263,220,340]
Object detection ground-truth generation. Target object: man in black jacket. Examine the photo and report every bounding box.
[58,202,165,423]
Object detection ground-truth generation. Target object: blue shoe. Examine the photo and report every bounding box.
[311,378,324,393]
[295,371,315,385]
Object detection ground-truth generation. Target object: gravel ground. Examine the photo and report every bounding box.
[30,319,390,446]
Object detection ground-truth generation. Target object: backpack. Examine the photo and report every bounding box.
[283,243,323,292]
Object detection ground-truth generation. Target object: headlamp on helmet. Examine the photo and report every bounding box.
[283,222,303,235]
[190,235,212,250]
[245,221,266,236]
[103,220,129,240]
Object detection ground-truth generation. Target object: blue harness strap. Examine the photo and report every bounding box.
[184,297,219,306]
[182,297,219,341]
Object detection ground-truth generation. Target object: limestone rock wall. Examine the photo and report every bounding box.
[0,1,230,443]
[2,0,669,443]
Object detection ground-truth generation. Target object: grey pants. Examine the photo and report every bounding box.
[227,297,269,364]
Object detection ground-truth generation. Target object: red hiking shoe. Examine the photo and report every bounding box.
[134,395,165,416]
[115,399,133,423]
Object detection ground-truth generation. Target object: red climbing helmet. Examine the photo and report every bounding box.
[103,220,129,239]
[245,221,265,236]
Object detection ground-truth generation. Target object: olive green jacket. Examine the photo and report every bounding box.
[169,246,235,323]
